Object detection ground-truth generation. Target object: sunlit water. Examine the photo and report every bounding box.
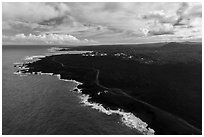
[2,45,141,135]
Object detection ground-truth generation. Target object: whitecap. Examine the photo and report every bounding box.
[78,93,155,135]
[24,55,45,61]
[47,47,69,53]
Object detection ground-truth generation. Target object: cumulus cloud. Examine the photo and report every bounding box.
[8,33,81,44]
[3,33,99,45]
[8,33,98,44]
[141,10,177,24]
[141,9,179,26]
[142,22,174,36]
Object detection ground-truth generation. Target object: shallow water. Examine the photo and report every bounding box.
[2,45,141,135]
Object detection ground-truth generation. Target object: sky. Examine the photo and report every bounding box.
[2,2,202,45]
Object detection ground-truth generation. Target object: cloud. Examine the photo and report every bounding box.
[2,2,202,44]
[187,4,202,18]
[141,10,177,24]
[3,33,93,44]
[173,2,189,26]
[141,21,174,36]
[171,2,202,26]
[38,15,75,26]
[3,33,99,45]
[140,2,201,40]
[176,2,189,16]
[141,2,202,27]
[141,10,179,26]
[2,20,53,36]
[2,3,70,23]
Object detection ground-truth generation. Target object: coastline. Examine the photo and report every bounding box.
[14,45,202,135]
[14,61,154,135]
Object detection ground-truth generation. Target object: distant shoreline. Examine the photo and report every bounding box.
[3,41,202,47]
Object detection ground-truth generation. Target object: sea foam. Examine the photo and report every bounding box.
[24,55,45,61]
[78,93,155,135]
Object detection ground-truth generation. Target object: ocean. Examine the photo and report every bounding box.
[2,45,141,135]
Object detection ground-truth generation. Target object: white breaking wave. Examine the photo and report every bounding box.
[13,71,27,76]
[24,55,45,61]
[13,62,24,65]
[21,48,93,65]
[53,73,154,134]
[47,47,69,53]
[78,93,155,135]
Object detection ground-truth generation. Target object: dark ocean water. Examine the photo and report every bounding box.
[2,45,140,135]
